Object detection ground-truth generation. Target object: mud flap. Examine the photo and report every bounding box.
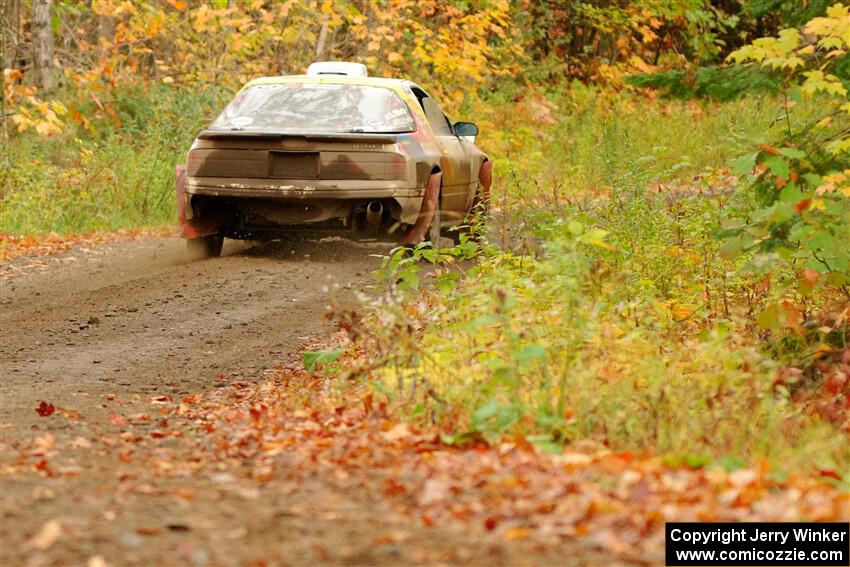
[176,164,221,239]
[475,159,492,212]
[399,171,442,245]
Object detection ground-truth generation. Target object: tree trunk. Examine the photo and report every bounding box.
[31,0,55,91]
[98,14,114,58]
[3,0,21,70]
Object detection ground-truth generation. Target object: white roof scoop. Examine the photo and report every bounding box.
[306,61,368,77]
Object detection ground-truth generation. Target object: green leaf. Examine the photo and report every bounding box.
[756,202,794,223]
[435,271,460,293]
[779,182,804,203]
[527,434,562,454]
[303,350,344,372]
[488,361,517,387]
[757,303,782,331]
[567,220,584,235]
[715,455,745,472]
[778,147,805,159]
[466,314,499,329]
[802,172,822,187]
[472,400,501,427]
[763,155,790,179]
[516,343,546,366]
[788,87,802,104]
[731,153,757,175]
[719,234,749,258]
[578,228,613,250]
[663,453,711,469]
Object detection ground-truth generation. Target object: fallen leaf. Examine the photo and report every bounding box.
[418,478,451,506]
[24,519,62,550]
[382,422,412,441]
[504,527,531,540]
[35,401,55,417]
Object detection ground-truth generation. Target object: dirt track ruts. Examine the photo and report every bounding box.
[1,237,382,429]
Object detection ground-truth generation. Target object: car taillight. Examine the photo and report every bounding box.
[383,155,407,178]
[319,152,407,180]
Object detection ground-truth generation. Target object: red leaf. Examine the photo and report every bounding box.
[820,469,841,481]
[35,401,55,417]
[794,199,811,213]
[109,414,126,426]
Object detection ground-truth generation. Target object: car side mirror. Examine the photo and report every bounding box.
[453,121,479,137]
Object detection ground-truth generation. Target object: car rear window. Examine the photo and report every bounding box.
[210,83,416,134]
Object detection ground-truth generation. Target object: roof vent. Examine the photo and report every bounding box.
[306,61,368,77]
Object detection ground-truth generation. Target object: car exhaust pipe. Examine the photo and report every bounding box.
[366,201,383,226]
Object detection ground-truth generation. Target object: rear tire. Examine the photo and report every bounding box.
[187,233,223,259]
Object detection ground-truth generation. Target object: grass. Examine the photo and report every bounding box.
[1,83,228,236]
[471,82,786,189]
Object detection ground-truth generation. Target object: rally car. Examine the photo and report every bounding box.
[177,61,492,257]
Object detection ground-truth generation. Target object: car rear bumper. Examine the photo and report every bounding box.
[185,177,421,199]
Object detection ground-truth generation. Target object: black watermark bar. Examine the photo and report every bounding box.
[666,522,849,566]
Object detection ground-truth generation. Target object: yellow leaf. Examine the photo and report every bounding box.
[35,121,59,136]
[504,527,531,540]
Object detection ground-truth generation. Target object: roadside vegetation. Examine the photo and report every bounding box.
[342,85,848,477]
[3,0,848,480]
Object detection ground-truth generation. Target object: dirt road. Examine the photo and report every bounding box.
[1,237,380,430]
[4,238,382,565]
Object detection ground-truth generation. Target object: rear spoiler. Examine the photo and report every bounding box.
[196,129,400,144]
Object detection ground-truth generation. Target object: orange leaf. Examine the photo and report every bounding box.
[504,527,531,540]
[801,268,820,288]
[794,199,811,212]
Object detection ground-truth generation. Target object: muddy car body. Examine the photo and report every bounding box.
[177,64,492,256]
